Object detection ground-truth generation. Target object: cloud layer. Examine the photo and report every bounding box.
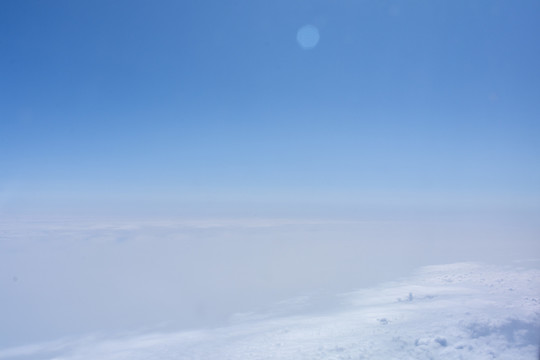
[1,262,538,360]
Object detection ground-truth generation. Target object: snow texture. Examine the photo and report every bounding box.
[1,262,538,360]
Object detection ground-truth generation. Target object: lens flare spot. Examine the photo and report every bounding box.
[297,25,320,49]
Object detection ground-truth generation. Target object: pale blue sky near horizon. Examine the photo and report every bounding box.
[1,0,540,217]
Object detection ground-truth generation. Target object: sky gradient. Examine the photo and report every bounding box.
[1,0,539,217]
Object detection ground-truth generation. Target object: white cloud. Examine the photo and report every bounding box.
[1,262,538,360]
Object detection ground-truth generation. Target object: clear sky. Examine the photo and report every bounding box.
[1,0,540,216]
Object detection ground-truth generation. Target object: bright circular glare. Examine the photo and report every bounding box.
[296,25,320,49]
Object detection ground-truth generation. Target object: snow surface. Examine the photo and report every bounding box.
[1,262,538,360]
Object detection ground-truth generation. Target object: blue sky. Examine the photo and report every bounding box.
[1,0,540,217]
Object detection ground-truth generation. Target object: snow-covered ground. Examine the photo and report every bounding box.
[1,261,538,360]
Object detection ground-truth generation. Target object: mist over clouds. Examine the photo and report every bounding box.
[1,215,539,349]
[1,262,538,360]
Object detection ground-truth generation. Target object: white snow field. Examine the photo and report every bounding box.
[1,262,538,360]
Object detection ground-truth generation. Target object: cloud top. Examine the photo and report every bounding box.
[1,262,538,360]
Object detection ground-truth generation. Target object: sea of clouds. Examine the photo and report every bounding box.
[0,262,538,359]
[1,217,539,359]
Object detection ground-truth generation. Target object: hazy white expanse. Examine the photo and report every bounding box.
[1,215,539,358]
[0,262,538,360]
